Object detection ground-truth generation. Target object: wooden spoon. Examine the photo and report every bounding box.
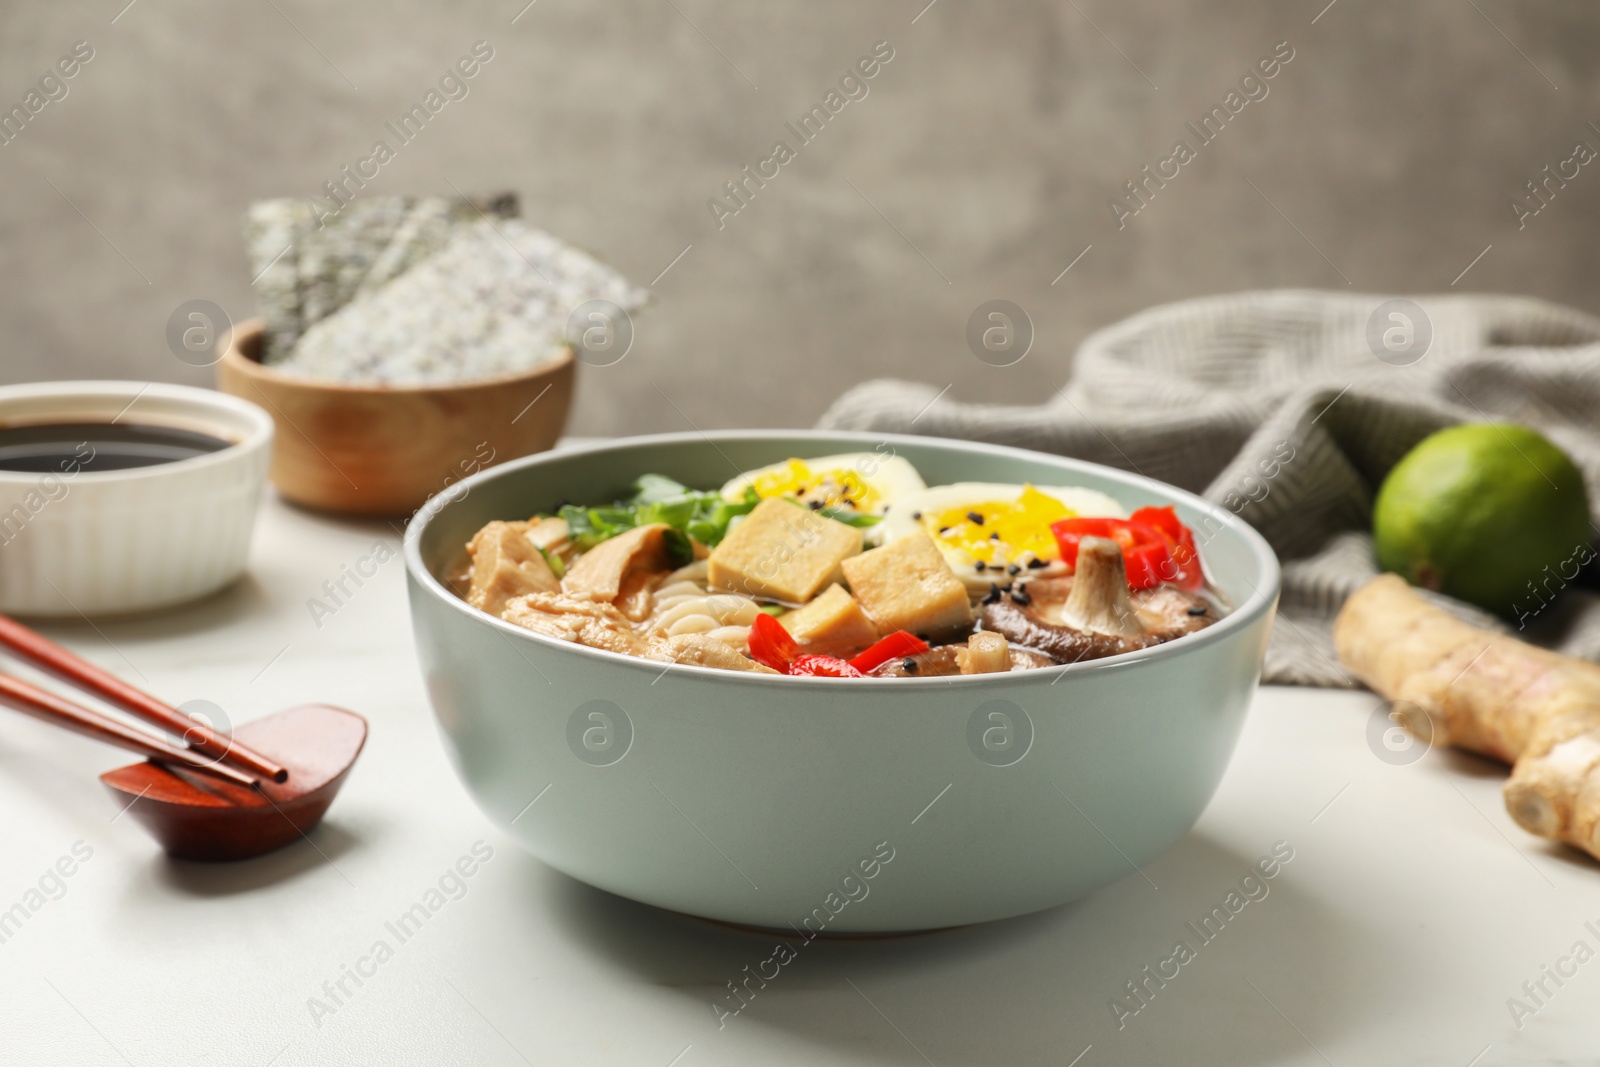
[101,705,367,862]
[0,613,367,862]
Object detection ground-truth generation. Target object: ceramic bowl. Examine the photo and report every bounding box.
[0,380,273,617]
[216,319,575,517]
[405,431,1280,932]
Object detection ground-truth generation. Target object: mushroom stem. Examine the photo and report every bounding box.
[1064,537,1146,638]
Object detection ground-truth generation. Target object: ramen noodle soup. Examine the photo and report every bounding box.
[457,454,1224,678]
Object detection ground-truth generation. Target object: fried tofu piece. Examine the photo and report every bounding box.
[841,531,973,638]
[466,520,561,616]
[645,633,780,674]
[707,498,863,604]
[782,584,880,658]
[501,592,649,657]
[562,523,677,622]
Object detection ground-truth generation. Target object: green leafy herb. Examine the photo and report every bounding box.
[630,473,693,505]
[660,527,695,567]
[557,504,638,551]
[555,476,760,552]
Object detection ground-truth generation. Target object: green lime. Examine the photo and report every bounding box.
[1373,423,1592,616]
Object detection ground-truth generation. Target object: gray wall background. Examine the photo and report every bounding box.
[2,1,1596,437]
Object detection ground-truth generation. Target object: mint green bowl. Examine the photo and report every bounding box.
[405,432,1279,932]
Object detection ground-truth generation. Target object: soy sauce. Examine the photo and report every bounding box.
[0,422,232,473]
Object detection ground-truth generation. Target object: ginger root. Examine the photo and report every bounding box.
[1334,574,1600,861]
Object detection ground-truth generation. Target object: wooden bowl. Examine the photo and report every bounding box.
[216,319,575,516]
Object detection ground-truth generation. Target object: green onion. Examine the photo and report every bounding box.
[536,545,566,579]
[817,505,884,528]
[780,496,884,528]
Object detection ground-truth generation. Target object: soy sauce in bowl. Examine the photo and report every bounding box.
[0,422,233,473]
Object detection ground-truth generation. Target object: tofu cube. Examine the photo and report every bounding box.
[708,498,863,603]
[782,584,880,658]
[841,531,973,637]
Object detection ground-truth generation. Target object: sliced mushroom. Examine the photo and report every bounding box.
[562,523,678,622]
[1062,538,1145,638]
[959,631,1013,675]
[980,538,1217,665]
[868,642,1054,677]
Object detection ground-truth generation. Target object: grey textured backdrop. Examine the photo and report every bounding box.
[1,1,1596,436]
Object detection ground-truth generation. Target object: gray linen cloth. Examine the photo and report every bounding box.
[816,290,1600,686]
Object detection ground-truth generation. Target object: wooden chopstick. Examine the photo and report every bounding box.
[0,613,287,783]
[0,672,259,788]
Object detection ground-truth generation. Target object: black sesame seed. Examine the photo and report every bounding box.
[902,658,918,671]
[1010,588,1032,606]
[967,511,985,525]
[1000,581,1014,592]
[939,526,951,534]
[1027,558,1048,569]
[1007,563,1021,576]
[1187,605,1208,616]
[808,499,823,510]
[911,511,921,520]
[975,561,987,572]
[981,583,1003,605]
[990,532,1000,541]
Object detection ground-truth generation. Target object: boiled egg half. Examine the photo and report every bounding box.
[876,482,1127,592]
[720,453,926,516]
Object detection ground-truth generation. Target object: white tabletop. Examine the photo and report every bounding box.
[1,489,1596,1067]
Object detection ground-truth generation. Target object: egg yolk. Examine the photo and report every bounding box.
[750,458,879,512]
[924,485,1072,564]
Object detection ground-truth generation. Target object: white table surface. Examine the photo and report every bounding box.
[2,489,1597,1067]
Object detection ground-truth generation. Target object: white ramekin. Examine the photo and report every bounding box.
[0,381,274,617]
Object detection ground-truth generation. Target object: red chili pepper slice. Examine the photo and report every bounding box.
[788,654,865,678]
[1121,539,1172,589]
[748,612,801,672]
[1049,516,1117,564]
[1129,506,1204,591]
[847,631,931,673]
[1051,517,1175,591]
[1128,505,1181,542]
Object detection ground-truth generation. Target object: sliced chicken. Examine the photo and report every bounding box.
[501,592,650,657]
[525,516,572,562]
[646,633,780,674]
[561,523,678,622]
[466,521,562,616]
